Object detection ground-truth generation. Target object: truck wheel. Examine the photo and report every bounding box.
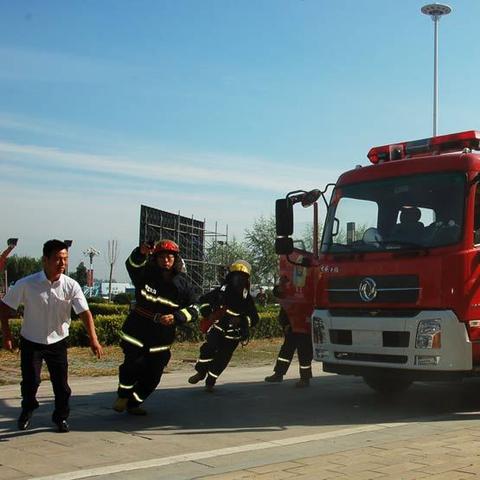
[362,375,412,395]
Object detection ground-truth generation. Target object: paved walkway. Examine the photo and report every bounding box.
[1,366,480,479]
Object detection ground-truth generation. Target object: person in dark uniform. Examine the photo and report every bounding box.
[188,260,259,392]
[264,277,313,388]
[113,240,198,415]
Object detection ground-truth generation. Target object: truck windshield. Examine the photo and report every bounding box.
[321,171,466,253]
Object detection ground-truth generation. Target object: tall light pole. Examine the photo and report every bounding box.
[421,3,452,137]
[107,240,119,302]
[83,247,100,297]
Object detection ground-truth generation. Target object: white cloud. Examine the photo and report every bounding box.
[0,139,340,193]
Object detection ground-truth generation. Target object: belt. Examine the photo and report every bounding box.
[133,306,165,323]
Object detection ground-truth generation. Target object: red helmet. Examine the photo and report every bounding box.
[153,239,180,255]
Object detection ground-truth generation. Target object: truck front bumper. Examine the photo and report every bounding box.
[312,309,472,375]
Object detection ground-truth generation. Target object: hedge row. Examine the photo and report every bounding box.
[1,307,282,348]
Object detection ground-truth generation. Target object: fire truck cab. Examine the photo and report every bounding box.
[275,131,480,393]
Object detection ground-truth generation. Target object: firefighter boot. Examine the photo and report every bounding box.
[188,372,206,384]
[112,397,129,413]
[127,405,147,416]
[264,373,283,383]
[295,378,310,388]
[205,374,216,392]
[205,383,215,393]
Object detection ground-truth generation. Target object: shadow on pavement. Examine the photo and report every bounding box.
[2,374,480,441]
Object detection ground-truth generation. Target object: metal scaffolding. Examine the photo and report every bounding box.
[139,205,228,293]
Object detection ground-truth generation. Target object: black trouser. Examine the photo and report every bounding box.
[117,341,171,406]
[195,327,240,386]
[19,336,71,422]
[273,330,313,379]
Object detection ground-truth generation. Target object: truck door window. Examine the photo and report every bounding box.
[474,187,480,245]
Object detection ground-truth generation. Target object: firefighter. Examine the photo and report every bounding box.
[113,240,198,415]
[264,277,313,388]
[188,260,259,392]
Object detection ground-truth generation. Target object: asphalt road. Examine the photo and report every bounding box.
[1,363,480,479]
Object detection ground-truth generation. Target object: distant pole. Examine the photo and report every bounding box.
[83,247,100,297]
[421,3,452,137]
[107,240,119,302]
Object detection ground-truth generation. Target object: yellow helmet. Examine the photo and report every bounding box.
[229,260,251,276]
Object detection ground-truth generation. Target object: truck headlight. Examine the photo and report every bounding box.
[312,316,326,344]
[415,319,441,349]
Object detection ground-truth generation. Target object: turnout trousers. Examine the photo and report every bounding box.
[195,326,240,386]
[273,330,313,380]
[19,336,71,422]
[117,341,171,407]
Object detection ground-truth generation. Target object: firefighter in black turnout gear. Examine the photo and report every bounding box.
[188,260,259,392]
[265,277,313,388]
[113,240,198,415]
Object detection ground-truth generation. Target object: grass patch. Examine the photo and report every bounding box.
[0,338,283,385]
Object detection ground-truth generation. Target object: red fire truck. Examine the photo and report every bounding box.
[275,130,480,393]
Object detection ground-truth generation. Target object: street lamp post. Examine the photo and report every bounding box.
[83,247,100,297]
[421,3,452,137]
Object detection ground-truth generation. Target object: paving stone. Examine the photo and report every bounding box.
[415,460,475,475]
[247,461,303,474]
[293,453,350,466]
[370,461,428,475]
[0,466,27,480]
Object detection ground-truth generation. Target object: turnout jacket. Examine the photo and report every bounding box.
[121,247,199,350]
[199,285,259,340]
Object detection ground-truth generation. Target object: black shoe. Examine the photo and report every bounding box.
[205,384,215,393]
[17,410,32,431]
[56,420,70,433]
[264,373,283,383]
[188,372,206,384]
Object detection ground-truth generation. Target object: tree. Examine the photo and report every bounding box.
[71,262,88,287]
[6,255,42,284]
[204,238,250,286]
[298,220,324,252]
[244,215,278,285]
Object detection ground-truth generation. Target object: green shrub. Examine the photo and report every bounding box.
[251,307,282,339]
[88,296,108,304]
[0,305,283,349]
[112,293,134,304]
[69,315,125,346]
[88,303,130,316]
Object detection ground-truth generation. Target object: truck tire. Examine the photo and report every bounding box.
[362,375,413,395]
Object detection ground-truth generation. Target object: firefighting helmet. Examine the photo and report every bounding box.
[153,239,180,255]
[229,260,251,276]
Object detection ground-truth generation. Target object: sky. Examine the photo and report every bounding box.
[2,0,479,282]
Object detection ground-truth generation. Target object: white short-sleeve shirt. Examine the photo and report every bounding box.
[2,271,89,345]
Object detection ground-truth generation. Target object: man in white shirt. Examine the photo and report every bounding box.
[0,239,103,433]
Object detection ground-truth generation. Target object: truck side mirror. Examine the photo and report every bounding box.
[275,237,294,255]
[276,198,293,236]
